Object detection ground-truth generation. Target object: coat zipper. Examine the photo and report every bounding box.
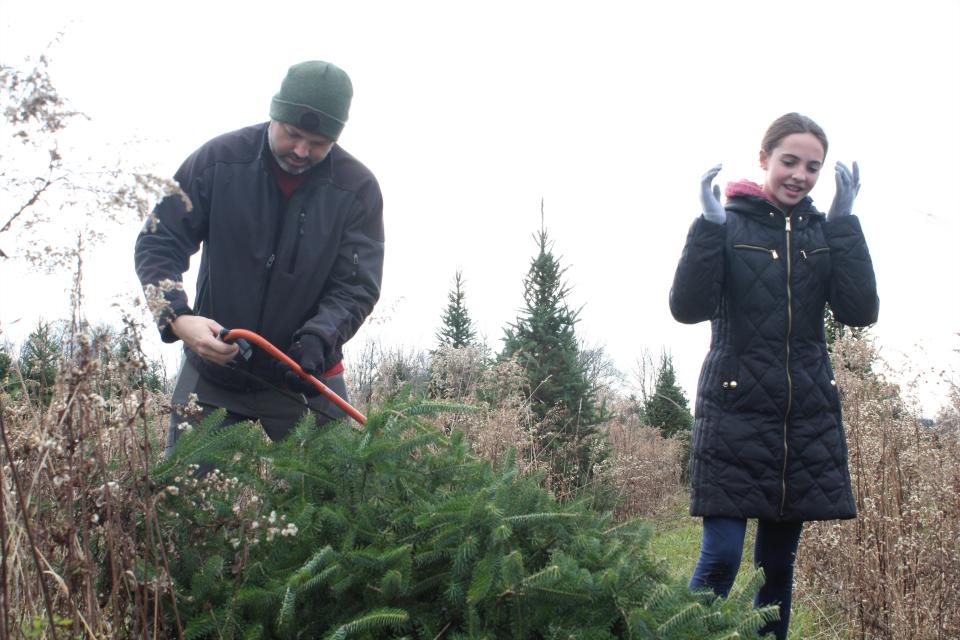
[255,193,293,340]
[734,243,779,259]
[780,215,793,516]
[800,247,829,260]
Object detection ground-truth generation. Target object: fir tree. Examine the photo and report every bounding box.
[502,211,599,484]
[16,320,64,405]
[436,270,477,349]
[0,345,11,390]
[643,351,693,438]
[150,395,772,638]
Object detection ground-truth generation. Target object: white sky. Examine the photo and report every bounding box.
[1,0,959,414]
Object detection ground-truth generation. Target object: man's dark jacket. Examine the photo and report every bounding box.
[670,182,878,522]
[135,122,384,390]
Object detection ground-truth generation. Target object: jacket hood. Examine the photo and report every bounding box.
[725,179,776,204]
[725,179,821,218]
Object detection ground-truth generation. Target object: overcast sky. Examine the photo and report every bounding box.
[2,0,959,414]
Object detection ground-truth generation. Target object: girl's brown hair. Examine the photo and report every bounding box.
[761,112,828,156]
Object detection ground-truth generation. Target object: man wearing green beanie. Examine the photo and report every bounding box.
[135,60,384,454]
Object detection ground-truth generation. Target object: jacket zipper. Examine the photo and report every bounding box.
[287,210,306,273]
[780,215,793,516]
[254,193,293,341]
[734,243,779,259]
[800,247,829,260]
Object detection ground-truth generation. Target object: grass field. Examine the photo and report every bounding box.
[648,504,851,640]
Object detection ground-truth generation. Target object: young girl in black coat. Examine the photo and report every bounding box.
[669,113,879,639]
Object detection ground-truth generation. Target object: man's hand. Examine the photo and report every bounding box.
[700,164,726,224]
[171,315,239,365]
[278,334,327,397]
[828,161,860,221]
[288,334,327,377]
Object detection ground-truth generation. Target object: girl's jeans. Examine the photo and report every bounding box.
[689,517,803,640]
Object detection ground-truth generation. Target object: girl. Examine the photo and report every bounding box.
[669,113,879,639]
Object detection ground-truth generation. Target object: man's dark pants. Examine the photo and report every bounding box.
[165,356,350,458]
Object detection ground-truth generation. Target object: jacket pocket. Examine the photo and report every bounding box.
[716,351,741,408]
[733,243,780,260]
[820,345,842,413]
[800,246,830,260]
[799,245,831,282]
[286,210,307,274]
[350,248,359,281]
[828,370,842,415]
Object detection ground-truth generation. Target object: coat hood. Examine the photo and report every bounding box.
[724,179,821,219]
[725,179,776,203]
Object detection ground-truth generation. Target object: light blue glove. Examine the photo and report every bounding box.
[827,161,860,221]
[700,163,725,224]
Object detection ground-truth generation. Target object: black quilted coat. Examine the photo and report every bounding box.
[670,182,878,522]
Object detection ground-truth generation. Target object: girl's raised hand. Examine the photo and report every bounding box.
[827,161,861,221]
[700,163,726,224]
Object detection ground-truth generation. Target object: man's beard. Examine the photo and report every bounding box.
[274,153,313,175]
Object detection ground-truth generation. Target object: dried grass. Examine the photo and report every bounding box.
[428,348,687,515]
[1,307,173,637]
[795,334,960,640]
[595,410,686,521]
[3,320,957,638]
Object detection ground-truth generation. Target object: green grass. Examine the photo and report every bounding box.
[648,505,849,639]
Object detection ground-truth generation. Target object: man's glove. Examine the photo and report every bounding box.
[828,161,860,221]
[700,164,726,224]
[278,334,327,397]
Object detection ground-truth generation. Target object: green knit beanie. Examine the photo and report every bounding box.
[270,61,353,140]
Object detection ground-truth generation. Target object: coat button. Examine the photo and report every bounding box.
[729,380,738,388]
[769,212,775,217]
[722,381,730,389]
[830,379,837,386]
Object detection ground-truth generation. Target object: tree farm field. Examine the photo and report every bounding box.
[2,53,959,639]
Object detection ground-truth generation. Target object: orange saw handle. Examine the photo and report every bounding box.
[220,328,366,425]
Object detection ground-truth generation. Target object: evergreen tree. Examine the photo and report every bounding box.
[17,320,64,405]
[150,396,773,638]
[0,345,11,389]
[643,351,693,438]
[91,323,167,396]
[502,214,599,483]
[435,270,477,349]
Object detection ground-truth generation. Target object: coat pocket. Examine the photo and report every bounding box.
[286,210,307,274]
[733,243,780,260]
[819,345,842,413]
[716,351,741,408]
[798,245,831,281]
[800,246,830,260]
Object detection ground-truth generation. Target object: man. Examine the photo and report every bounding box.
[135,61,384,454]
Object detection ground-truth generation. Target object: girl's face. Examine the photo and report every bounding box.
[759,132,826,211]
